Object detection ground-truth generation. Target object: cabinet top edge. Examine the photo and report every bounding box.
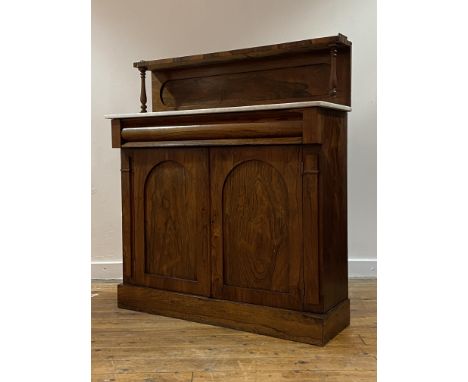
[105,101,351,120]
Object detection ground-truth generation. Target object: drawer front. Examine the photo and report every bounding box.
[121,120,302,143]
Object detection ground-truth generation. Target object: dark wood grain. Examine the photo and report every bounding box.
[119,109,303,128]
[302,105,324,144]
[133,34,350,70]
[210,146,303,310]
[302,148,320,307]
[121,137,302,148]
[110,35,351,345]
[120,120,302,142]
[328,45,338,96]
[131,148,211,296]
[120,151,133,282]
[134,35,351,111]
[138,66,147,113]
[117,283,350,346]
[144,160,195,280]
[317,109,348,312]
[112,107,350,342]
[160,64,330,109]
[111,119,122,148]
[222,160,289,292]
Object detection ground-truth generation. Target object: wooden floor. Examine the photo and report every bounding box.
[92,280,376,381]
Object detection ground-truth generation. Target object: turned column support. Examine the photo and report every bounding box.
[138,65,148,113]
[328,45,338,96]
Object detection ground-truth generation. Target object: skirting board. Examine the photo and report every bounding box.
[92,259,377,279]
[91,261,122,279]
[348,259,377,278]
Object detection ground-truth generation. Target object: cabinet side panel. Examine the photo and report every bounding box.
[319,110,348,311]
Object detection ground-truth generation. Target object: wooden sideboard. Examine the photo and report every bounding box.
[107,34,352,346]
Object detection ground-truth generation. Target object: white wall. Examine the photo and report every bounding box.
[92,0,376,278]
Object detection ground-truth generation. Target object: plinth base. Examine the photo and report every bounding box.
[117,283,350,346]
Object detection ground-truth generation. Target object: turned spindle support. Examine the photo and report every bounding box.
[329,45,338,96]
[138,65,148,113]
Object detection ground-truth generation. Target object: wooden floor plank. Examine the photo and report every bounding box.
[109,354,376,373]
[92,279,377,380]
[92,343,375,360]
[193,370,377,382]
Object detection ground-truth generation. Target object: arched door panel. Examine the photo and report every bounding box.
[132,148,210,296]
[210,146,303,309]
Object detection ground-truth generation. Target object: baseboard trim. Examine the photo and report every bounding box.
[92,259,377,280]
[91,261,122,279]
[348,259,377,278]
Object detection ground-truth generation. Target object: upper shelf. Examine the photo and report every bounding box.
[105,101,351,120]
[130,34,352,112]
[134,34,351,71]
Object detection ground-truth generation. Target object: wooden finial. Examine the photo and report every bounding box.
[139,66,147,113]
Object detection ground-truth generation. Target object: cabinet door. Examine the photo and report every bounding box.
[132,148,210,296]
[210,146,303,310]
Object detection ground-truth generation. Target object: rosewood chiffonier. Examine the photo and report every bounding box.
[106,34,352,346]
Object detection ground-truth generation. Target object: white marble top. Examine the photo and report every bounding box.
[105,101,351,119]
